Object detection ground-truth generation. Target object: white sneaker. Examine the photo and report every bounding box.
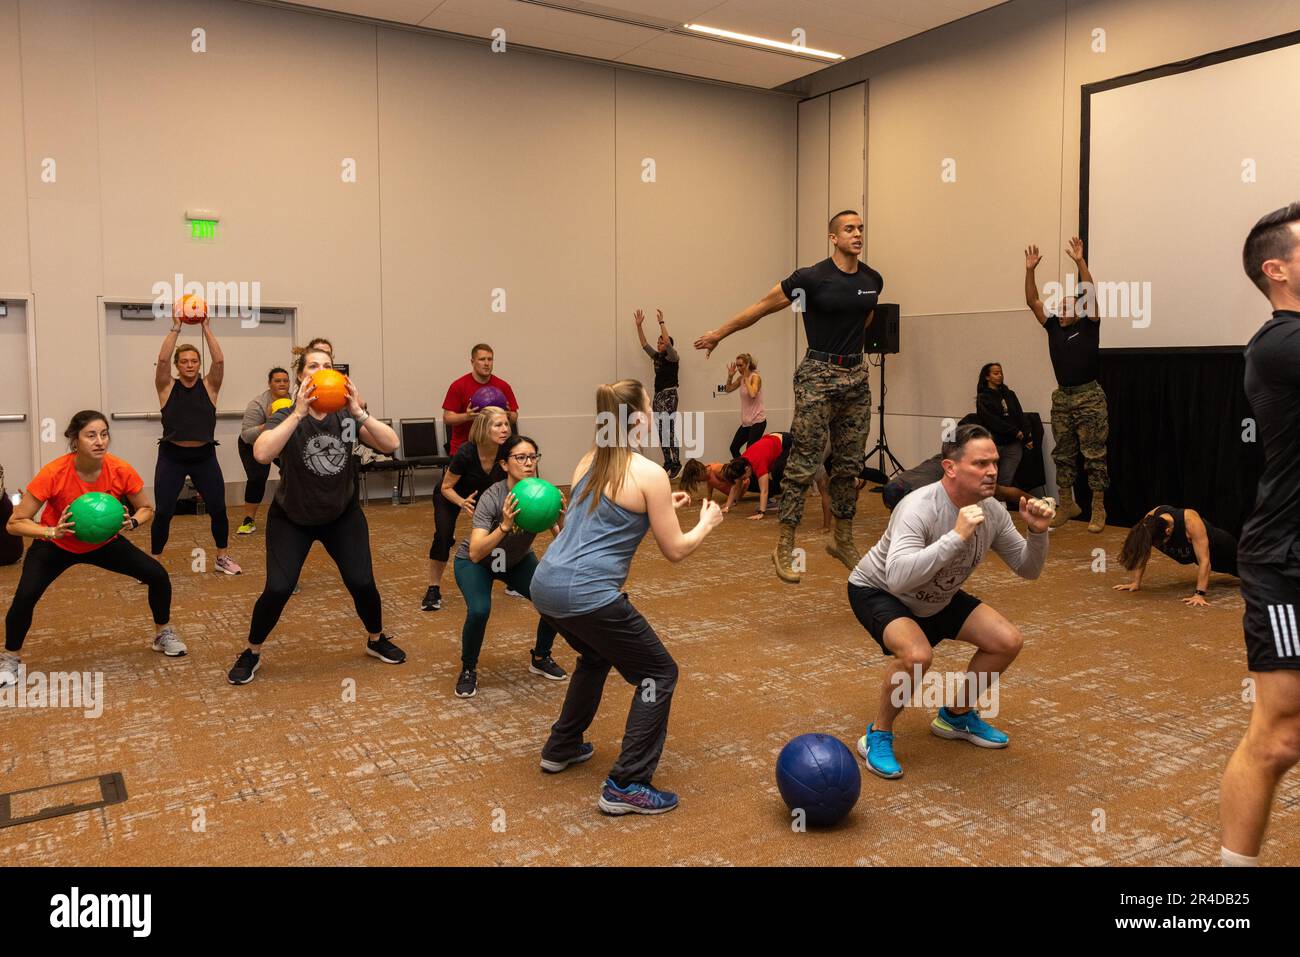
[0,652,20,688]
[152,627,188,657]
[504,588,525,599]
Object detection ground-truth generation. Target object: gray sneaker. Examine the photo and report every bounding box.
[152,626,188,657]
[0,652,20,689]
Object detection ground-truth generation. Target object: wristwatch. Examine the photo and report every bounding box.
[355,410,370,426]
[129,516,140,530]
[1194,589,1207,597]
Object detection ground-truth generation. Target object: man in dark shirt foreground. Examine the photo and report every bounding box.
[1220,201,1300,866]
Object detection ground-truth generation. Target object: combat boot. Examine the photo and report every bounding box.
[1050,487,1081,528]
[825,517,862,571]
[1087,490,1107,533]
[773,523,802,584]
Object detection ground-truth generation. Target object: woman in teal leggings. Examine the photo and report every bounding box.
[451,434,567,699]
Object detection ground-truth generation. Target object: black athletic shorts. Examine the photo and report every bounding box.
[1240,545,1300,672]
[847,582,982,655]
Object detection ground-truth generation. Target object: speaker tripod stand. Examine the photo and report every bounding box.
[862,352,905,487]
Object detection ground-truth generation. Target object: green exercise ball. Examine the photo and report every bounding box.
[68,491,125,544]
[511,478,562,534]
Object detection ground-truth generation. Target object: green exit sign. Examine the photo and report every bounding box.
[190,219,217,239]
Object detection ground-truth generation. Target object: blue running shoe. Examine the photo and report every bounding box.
[857,724,903,779]
[598,778,679,815]
[930,707,1009,749]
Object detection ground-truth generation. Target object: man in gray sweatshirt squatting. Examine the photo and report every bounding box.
[847,423,1055,779]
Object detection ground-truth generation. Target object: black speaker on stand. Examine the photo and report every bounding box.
[861,303,904,485]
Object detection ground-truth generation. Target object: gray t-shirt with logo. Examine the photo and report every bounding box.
[848,481,1048,616]
[455,479,538,568]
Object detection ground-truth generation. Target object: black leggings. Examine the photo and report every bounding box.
[247,501,382,645]
[729,421,766,460]
[152,442,230,553]
[238,438,271,506]
[5,537,170,652]
[540,594,678,787]
[429,490,463,563]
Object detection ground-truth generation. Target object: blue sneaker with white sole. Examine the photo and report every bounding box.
[598,778,678,815]
[857,724,903,779]
[930,707,1009,748]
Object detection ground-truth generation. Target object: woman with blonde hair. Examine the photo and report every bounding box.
[531,379,723,816]
[725,352,766,459]
[151,301,240,574]
[422,406,511,612]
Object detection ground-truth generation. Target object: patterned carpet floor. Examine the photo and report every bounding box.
[1,490,1291,866]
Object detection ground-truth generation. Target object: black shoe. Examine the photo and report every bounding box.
[455,668,478,698]
[540,742,594,774]
[366,634,406,664]
[228,649,261,685]
[666,464,681,480]
[529,652,567,681]
[421,586,442,612]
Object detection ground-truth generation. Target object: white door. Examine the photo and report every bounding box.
[0,299,34,491]
[102,302,295,498]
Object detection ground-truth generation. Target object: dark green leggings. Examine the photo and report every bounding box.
[452,552,557,668]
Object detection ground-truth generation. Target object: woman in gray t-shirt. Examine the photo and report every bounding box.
[451,434,566,699]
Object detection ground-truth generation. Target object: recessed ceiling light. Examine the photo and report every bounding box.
[684,23,843,60]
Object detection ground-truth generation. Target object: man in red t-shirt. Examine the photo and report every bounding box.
[442,343,519,455]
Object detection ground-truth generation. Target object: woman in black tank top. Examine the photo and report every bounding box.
[151,303,240,574]
[1116,505,1239,605]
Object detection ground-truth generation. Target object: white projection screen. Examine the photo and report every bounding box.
[1084,36,1300,348]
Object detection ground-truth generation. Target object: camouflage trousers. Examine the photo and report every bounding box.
[1050,379,1109,492]
[779,356,872,526]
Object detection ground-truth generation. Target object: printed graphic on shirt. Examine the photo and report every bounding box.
[921,529,985,601]
[303,433,348,477]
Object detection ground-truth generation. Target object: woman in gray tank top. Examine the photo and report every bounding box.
[531,379,723,816]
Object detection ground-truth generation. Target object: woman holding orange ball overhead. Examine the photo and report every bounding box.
[226,346,403,685]
[152,295,241,574]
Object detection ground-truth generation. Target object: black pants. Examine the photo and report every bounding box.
[729,421,766,460]
[238,438,271,506]
[247,502,382,645]
[5,537,170,652]
[152,442,230,553]
[540,594,678,786]
[429,490,462,563]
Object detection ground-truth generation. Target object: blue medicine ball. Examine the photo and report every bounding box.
[775,733,861,827]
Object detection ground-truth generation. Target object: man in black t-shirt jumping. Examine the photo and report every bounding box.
[1219,202,1300,867]
[695,210,881,584]
[1024,237,1109,533]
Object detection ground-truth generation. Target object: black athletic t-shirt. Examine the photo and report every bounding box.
[1043,313,1100,387]
[1153,506,1239,575]
[448,441,506,500]
[160,376,217,445]
[780,258,884,356]
[268,408,357,526]
[1239,310,1300,564]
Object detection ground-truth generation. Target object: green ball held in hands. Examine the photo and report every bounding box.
[68,492,126,544]
[510,478,562,533]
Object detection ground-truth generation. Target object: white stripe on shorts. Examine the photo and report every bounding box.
[1268,605,1287,659]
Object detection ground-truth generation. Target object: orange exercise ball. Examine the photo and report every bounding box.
[310,368,349,414]
[174,293,208,324]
